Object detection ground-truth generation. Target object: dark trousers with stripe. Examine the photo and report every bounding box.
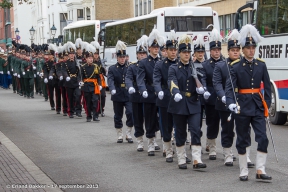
[84,91,99,119]
[159,106,173,142]
[173,113,201,147]
[235,109,268,154]
[60,86,68,113]
[205,104,220,139]
[48,84,61,111]
[132,102,144,138]
[66,87,82,115]
[24,78,34,97]
[113,101,133,129]
[143,103,158,138]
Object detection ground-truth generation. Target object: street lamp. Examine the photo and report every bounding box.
[15,28,20,43]
[29,26,35,44]
[50,24,57,44]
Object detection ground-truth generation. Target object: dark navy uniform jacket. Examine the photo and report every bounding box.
[194,59,205,105]
[62,59,81,88]
[168,61,201,115]
[107,62,129,102]
[153,58,177,108]
[225,58,271,116]
[125,61,142,103]
[81,63,101,93]
[212,58,234,111]
[49,61,63,86]
[137,55,161,103]
[43,60,57,86]
[201,57,222,105]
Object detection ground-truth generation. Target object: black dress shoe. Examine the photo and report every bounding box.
[193,163,207,169]
[63,113,68,116]
[13,91,16,93]
[24,95,26,97]
[137,148,143,152]
[87,118,92,122]
[27,96,30,99]
[51,107,55,110]
[155,146,160,151]
[148,151,155,156]
[69,115,74,118]
[117,139,123,143]
[93,117,100,121]
[56,111,60,114]
[126,137,133,143]
[209,155,216,160]
[248,162,255,168]
[31,96,34,98]
[186,157,191,164]
[233,156,236,161]
[19,93,23,96]
[256,174,272,180]
[76,113,82,117]
[163,152,166,157]
[178,164,187,169]
[225,162,233,166]
[239,176,248,181]
[166,157,173,163]
[101,113,105,117]
[45,98,48,101]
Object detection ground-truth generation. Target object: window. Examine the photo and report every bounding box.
[225,14,231,37]
[256,0,288,35]
[59,0,66,2]
[135,0,152,16]
[165,16,213,32]
[135,0,138,17]
[144,0,147,15]
[77,9,84,20]
[60,13,67,35]
[63,24,95,43]
[105,17,157,47]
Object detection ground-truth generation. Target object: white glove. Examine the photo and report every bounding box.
[221,96,226,104]
[174,93,182,102]
[228,103,239,113]
[7,71,10,75]
[79,81,84,86]
[33,66,36,70]
[111,89,116,95]
[196,87,205,94]
[13,73,17,76]
[203,91,211,100]
[59,76,63,80]
[12,68,13,72]
[142,91,148,98]
[17,74,20,78]
[158,91,164,100]
[128,87,135,94]
[99,86,102,91]
[0,71,3,74]
[44,78,48,83]
[34,74,36,78]
[66,77,71,81]
[49,76,53,80]
[22,72,25,75]
[39,72,43,77]
[37,72,39,75]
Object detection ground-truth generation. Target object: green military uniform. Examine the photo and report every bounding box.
[15,56,25,96]
[9,54,17,92]
[39,57,48,100]
[21,57,35,98]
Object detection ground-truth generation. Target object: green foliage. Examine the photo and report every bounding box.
[0,0,32,9]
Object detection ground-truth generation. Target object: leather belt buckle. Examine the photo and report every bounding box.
[70,74,77,77]
[185,92,191,97]
[234,88,238,92]
[121,83,126,88]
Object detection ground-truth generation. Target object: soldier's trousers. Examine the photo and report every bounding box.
[113,101,133,129]
[12,76,17,92]
[24,78,34,97]
[36,76,42,94]
[19,77,25,95]
[99,89,106,113]
[173,113,201,147]
[219,110,235,148]
[2,74,10,89]
[159,106,173,142]
[60,86,68,113]
[205,104,220,139]
[41,80,48,99]
[48,84,61,111]
[143,103,158,139]
[235,109,268,154]
[34,76,39,93]
[66,87,82,116]
[84,92,99,119]
[132,102,144,138]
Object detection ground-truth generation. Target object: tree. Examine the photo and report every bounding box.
[0,0,32,9]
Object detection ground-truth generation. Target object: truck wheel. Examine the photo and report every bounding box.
[269,85,287,125]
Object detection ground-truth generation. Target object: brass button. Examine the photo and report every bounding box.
[186,89,188,90]
[187,80,189,82]
[252,83,254,85]
[187,84,188,86]
[252,78,254,80]
[252,88,254,89]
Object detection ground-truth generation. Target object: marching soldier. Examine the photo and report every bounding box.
[201,29,223,160]
[168,34,206,169]
[21,47,34,98]
[226,24,272,181]
[18,45,26,97]
[137,29,163,156]
[75,38,84,63]
[153,30,177,162]
[125,35,148,151]
[43,44,60,110]
[62,42,82,118]
[80,44,101,122]
[39,44,49,101]
[9,44,17,93]
[108,40,133,144]
[91,41,107,117]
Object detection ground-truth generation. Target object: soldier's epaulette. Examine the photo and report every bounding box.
[256,58,265,63]
[230,59,240,66]
[82,63,87,67]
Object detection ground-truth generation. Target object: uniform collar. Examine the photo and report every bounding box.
[149,55,159,61]
[244,58,254,64]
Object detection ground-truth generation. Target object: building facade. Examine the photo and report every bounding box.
[0,0,14,49]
